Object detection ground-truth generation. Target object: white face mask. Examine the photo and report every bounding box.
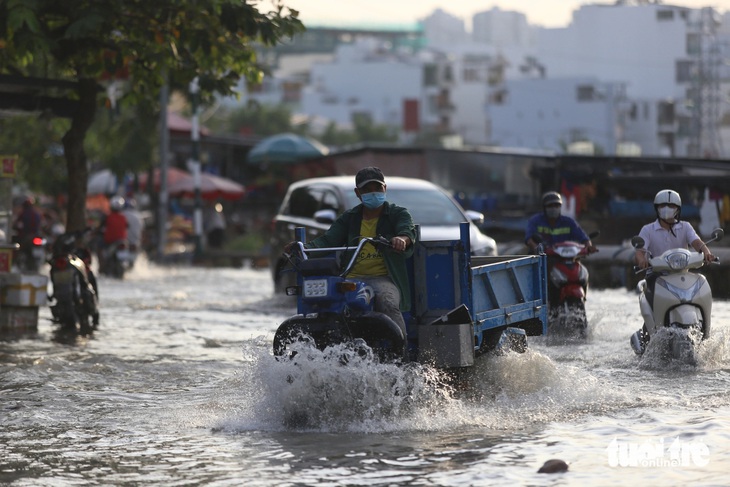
[658,206,677,221]
[545,207,561,219]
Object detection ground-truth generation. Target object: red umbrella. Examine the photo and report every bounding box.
[168,172,245,201]
[138,167,192,192]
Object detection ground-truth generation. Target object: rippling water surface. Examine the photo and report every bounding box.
[2,258,730,486]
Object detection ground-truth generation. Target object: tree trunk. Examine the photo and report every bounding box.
[62,78,98,232]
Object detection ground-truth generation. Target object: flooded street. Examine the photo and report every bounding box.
[2,259,730,485]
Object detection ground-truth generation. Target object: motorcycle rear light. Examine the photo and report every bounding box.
[337,281,357,293]
[303,279,328,297]
[32,237,44,246]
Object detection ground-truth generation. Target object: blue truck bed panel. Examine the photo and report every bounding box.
[411,223,548,346]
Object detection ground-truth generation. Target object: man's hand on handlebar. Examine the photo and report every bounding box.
[389,235,410,252]
[283,241,303,255]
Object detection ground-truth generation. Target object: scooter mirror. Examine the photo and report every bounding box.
[631,236,645,249]
[711,228,724,242]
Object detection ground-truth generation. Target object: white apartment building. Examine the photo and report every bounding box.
[529,2,729,157]
[488,77,627,154]
[299,39,422,133]
[472,7,535,48]
[238,2,728,157]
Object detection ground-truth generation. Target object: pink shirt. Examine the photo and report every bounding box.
[638,220,699,257]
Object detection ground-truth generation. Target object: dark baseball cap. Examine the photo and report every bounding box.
[355,167,385,189]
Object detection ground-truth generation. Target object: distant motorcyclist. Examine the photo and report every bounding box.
[525,191,597,254]
[630,189,714,353]
[122,198,143,262]
[13,197,42,242]
[13,197,43,269]
[101,196,129,245]
[97,196,128,273]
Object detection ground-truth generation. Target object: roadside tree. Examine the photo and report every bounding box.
[0,0,303,231]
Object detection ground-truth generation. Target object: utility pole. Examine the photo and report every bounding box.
[189,77,203,260]
[157,75,169,260]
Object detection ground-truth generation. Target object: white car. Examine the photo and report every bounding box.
[270,176,498,292]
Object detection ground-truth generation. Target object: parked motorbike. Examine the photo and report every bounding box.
[15,235,47,272]
[48,231,100,335]
[273,236,406,363]
[99,240,134,279]
[630,228,723,365]
[535,231,599,338]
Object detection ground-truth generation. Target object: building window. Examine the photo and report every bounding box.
[576,85,595,102]
[686,33,700,56]
[423,64,438,87]
[463,67,479,82]
[676,59,695,83]
[657,10,674,21]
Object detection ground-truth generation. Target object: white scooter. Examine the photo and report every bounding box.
[630,228,723,365]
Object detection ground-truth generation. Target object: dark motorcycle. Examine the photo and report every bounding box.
[48,232,99,334]
[535,231,599,338]
[15,235,47,272]
[99,240,134,279]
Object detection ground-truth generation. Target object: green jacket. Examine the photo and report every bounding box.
[306,202,417,311]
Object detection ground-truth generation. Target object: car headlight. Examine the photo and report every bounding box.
[472,245,498,257]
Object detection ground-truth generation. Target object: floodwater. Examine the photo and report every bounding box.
[2,258,730,486]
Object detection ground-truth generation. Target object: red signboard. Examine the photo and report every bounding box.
[1,155,17,178]
[403,99,420,133]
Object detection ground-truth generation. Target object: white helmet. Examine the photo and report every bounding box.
[653,189,681,207]
[653,189,681,222]
[110,195,125,211]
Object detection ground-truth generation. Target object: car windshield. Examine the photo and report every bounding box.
[344,187,467,225]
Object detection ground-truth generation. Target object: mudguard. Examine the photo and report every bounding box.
[273,311,405,362]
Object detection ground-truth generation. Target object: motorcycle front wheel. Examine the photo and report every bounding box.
[548,299,587,339]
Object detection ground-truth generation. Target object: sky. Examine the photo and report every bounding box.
[272,1,728,29]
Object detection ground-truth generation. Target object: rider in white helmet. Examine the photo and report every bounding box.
[630,189,714,353]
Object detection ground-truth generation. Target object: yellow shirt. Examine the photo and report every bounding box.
[349,217,388,277]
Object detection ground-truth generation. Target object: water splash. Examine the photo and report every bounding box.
[637,327,729,372]
[214,338,628,434]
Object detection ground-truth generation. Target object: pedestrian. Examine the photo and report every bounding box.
[205,202,226,249]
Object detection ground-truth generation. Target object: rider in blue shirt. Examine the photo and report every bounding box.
[525,191,597,254]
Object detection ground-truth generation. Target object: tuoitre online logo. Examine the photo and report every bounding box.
[607,437,709,468]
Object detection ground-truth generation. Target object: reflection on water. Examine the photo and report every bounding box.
[2,266,730,485]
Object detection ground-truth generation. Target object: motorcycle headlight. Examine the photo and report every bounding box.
[665,252,689,270]
[302,278,328,298]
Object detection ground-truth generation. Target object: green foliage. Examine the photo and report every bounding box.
[209,102,398,146]
[0,0,304,229]
[319,113,398,146]
[1,0,305,100]
[224,232,267,254]
[211,102,305,136]
[85,105,158,176]
[0,114,69,195]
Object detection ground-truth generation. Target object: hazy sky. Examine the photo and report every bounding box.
[273,1,728,28]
